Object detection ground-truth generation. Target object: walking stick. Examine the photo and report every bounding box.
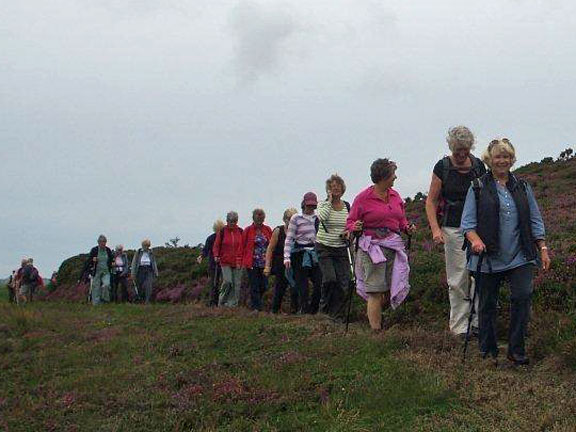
[462,252,484,364]
[345,233,361,333]
[87,275,94,304]
[132,278,140,303]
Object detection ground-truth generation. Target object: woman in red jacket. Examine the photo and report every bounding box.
[213,211,244,307]
[242,208,273,311]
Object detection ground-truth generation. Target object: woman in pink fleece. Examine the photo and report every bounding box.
[346,158,417,331]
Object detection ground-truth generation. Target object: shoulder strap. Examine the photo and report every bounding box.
[441,156,450,190]
[470,155,483,177]
[344,200,351,212]
[472,177,483,203]
[314,217,320,233]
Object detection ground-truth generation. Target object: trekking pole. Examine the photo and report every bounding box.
[345,232,361,333]
[132,278,140,303]
[462,252,484,364]
[87,275,94,304]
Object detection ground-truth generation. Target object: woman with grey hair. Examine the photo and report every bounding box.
[81,235,114,305]
[461,138,550,365]
[212,211,244,307]
[131,239,159,303]
[425,126,486,338]
[111,244,130,302]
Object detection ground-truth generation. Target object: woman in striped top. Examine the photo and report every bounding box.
[284,192,322,314]
[316,174,351,322]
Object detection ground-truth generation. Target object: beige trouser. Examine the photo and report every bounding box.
[443,227,478,334]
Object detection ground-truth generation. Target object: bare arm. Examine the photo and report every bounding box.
[425,173,445,243]
[264,228,280,276]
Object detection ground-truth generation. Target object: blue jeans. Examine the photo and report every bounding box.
[478,264,533,358]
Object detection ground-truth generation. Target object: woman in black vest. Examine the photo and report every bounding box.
[425,126,486,337]
[264,208,298,313]
[461,138,550,365]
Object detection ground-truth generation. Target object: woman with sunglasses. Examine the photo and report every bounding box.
[425,126,486,338]
[461,138,550,365]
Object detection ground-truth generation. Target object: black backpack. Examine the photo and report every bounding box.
[23,266,38,285]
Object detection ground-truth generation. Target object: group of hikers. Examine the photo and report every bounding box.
[199,126,550,366]
[6,258,43,304]
[5,126,551,366]
[78,236,159,305]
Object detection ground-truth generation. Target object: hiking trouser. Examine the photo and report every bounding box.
[443,227,478,334]
[219,266,242,307]
[316,243,349,319]
[478,264,533,358]
[92,270,111,305]
[137,266,155,303]
[112,273,130,302]
[291,251,322,314]
[207,266,220,306]
[247,267,268,311]
[8,285,16,303]
[271,271,297,313]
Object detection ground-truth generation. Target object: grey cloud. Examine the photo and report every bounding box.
[228,1,297,82]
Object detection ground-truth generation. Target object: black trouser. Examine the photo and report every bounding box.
[207,265,221,306]
[316,243,349,320]
[478,264,534,358]
[248,267,268,311]
[271,270,298,313]
[111,273,130,302]
[291,250,322,314]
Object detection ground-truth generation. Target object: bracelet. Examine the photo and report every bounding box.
[540,246,548,251]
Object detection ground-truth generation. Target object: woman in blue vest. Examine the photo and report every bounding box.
[461,138,551,365]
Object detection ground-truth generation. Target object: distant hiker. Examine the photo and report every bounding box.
[316,174,351,322]
[197,219,225,306]
[16,258,42,303]
[346,159,416,331]
[425,126,487,338]
[7,270,16,303]
[461,138,550,365]
[131,239,159,304]
[284,192,323,314]
[213,211,244,307]
[111,245,130,302]
[242,209,272,311]
[81,235,114,305]
[265,208,298,314]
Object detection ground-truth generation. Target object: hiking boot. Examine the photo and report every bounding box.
[507,353,530,366]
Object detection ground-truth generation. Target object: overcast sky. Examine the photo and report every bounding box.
[2,0,575,277]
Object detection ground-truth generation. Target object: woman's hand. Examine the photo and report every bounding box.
[353,220,364,232]
[284,260,291,270]
[263,266,271,276]
[406,223,417,235]
[471,238,486,254]
[196,255,203,264]
[432,228,445,244]
[540,248,551,272]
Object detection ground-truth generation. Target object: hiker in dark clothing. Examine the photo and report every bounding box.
[131,239,159,304]
[425,126,487,337]
[461,138,550,365]
[81,235,114,305]
[265,208,298,313]
[197,220,225,306]
[111,245,130,302]
[17,258,42,303]
[7,270,16,303]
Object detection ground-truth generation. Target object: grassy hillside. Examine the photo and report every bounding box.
[1,303,575,431]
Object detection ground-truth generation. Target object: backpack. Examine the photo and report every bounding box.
[319,200,350,234]
[22,266,38,285]
[436,155,484,226]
